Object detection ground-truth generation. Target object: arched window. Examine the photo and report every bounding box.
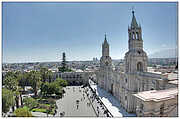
[137,62,143,72]
[137,50,141,54]
[136,32,139,39]
[105,62,109,66]
[129,33,131,38]
[133,33,135,40]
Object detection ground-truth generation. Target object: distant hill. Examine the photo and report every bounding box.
[149,49,177,58]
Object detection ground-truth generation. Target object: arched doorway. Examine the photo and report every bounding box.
[137,62,143,72]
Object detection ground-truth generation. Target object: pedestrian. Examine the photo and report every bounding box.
[55,110,57,115]
[77,104,79,109]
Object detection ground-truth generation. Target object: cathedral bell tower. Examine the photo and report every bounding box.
[100,34,112,70]
[125,10,148,73]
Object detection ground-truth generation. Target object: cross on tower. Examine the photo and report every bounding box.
[132,6,135,14]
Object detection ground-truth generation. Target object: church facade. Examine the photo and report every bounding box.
[96,11,177,115]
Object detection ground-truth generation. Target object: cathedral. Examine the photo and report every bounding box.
[96,10,178,116]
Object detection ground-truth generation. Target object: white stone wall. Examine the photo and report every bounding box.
[135,95,178,117]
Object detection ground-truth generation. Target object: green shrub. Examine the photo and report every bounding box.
[14,107,32,117]
[23,97,38,110]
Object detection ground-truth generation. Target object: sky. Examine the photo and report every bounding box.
[2,2,178,63]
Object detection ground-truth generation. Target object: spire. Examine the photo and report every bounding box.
[131,10,138,28]
[104,33,108,44]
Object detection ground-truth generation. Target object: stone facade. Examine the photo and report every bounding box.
[134,88,178,117]
[96,10,178,116]
[53,72,94,85]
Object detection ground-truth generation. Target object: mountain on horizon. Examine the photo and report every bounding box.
[148,49,177,58]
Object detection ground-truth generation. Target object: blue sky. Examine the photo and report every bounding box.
[2,2,177,63]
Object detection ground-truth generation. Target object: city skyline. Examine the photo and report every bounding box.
[3,2,178,63]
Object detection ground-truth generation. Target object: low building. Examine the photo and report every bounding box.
[53,71,94,85]
[134,88,178,117]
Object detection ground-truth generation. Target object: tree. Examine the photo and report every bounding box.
[40,82,49,96]
[40,82,63,96]
[29,71,42,97]
[40,67,48,82]
[62,52,66,70]
[39,68,53,83]
[3,76,18,91]
[58,52,73,72]
[23,97,38,110]
[14,107,32,117]
[3,73,21,109]
[18,72,31,91]
[55,78,68,87]
[47,70,53,83]
[2,88,15,113]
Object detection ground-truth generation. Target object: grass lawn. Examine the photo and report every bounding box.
[31,108,47,113]
[28,98,56,115]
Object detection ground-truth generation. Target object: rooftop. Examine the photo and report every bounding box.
[134,88,178,102]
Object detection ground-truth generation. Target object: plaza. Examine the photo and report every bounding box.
[55,86,96,117]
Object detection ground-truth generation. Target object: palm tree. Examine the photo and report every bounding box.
[40,67,48,82]
[3,72,21,109]
[47,70,53,83]
[29,71,42,97]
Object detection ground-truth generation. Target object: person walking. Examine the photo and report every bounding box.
[77,104,79,109]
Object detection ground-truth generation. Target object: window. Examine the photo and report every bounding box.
[137,50,141,54]
[137,62,143,72]
[136,32,139,39]
[133,33,135,39]
[105,62,109,66]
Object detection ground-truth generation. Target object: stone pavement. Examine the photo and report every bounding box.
[55,86,97,117]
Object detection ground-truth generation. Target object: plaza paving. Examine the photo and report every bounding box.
[53,80,136,117]
[55,86,97,117]
[31,112,53,117]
